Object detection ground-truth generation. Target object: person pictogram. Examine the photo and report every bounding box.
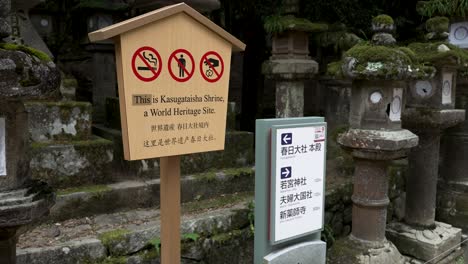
[178,54,186,77]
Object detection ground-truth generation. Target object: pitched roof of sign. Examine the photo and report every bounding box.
[88,2,246,51]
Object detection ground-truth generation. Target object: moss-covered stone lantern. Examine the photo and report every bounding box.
[262,0,327,117]
[327,15,434,264]
[385,16,466,263]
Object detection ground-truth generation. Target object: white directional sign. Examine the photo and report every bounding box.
[270,124,326,243]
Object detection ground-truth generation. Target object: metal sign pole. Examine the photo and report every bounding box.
[160,155,181,264]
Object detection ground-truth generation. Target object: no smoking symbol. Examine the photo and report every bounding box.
[200,51,224,83]
[131,46,162,82]
[168,49,195,82]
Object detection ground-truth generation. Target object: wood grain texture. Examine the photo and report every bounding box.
[160,156,181,264]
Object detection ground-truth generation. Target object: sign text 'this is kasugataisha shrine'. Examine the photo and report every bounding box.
[88,3,246,160]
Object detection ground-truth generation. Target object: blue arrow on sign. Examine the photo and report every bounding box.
[281,133,292,145]
[280,167,292,179]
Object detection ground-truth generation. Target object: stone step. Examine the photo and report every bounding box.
[30,136,114,189]
[48,167,254,222]
[25,101,93,142]
[17,194,254,264]
[93,124,254,179]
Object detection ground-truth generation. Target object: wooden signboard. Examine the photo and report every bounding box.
[89,3,245,264]
[89,3,245,160]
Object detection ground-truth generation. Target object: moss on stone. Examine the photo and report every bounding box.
[92,257,127,264]
[182,192,252,214]
[19,75,41,87]
[372,14,394,26]
[326,61,344,78]
[337,41,435,79]
[57,184,111,195]
[264,15,328,34]
[211,229,243,244]
[408,41,468,66]
[99,229,130,248]
[62,78,78,88]
[0,43,51,62]
[426,16,449,33]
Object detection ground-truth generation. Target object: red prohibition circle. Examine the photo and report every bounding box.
[168,49,195,82]
[131,46,162,82]
[200,51,224,83]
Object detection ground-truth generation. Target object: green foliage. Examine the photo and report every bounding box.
[148,237,161,255]
[182,233,200,242]
[0,43,51,62]
[264,15,328,34]
[314,24,362,53]
[372,14,394,25]
[321,225,335,248]
[426,16,449,33]
[99,229,130,248]
[408,41,468,65]
[417,0,468,17]
[247,200,255,234]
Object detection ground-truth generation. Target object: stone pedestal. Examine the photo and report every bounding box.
[439,76,468,231]
[386,94,465,263]
[84,43,117,123]
[263,59,318,117]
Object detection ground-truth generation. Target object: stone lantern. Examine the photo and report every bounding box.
[386,16,466,263]
[262,0,327,118]
[438,16,468,232]
[0,1,57,262]
[327,15,433,263]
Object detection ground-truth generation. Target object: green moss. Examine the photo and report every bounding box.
[57,184,111,195]
[0,43,51,62]
[62,78,77,88]
[426,16,449,33]
[335,42,434,79]
[140,248,160,261]
[30,137,111,150]
[182,192,253,214]
[456,256,464,264]
[99,229,130,248]
[92,257,127,264]
[211,229,243,244]
[326,61,344,78]
[264,15,328,34]
[372,14,394,25]
[19,76,41,87]
[408,41,468,66]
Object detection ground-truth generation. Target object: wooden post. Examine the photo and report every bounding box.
[160,155,181,264]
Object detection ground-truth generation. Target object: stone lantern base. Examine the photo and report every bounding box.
[386,221,462,262]
[328,237,405,264]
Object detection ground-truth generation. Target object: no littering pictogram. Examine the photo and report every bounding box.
[200,51,224,83]
[168,49,195,82]
[132,46,162,82]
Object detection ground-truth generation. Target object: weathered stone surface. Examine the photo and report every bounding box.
[0,0,11,38]
[25,101,92,142]
[263,59,318,80]
[386,221,462,262]
[17,239,106,264]
[275,81,304,117]
[338,129,419,153]
[93,125,254,179]
[30,137,114,188]
[328,237,405,264]
[0,49,59,100]
[402,108,465,130]
[264,241,326,264]
[372,33,396,46]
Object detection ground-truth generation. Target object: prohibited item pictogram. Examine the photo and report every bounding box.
[131,46,162,82]
[168,49,195,82]
[200,51,224,83]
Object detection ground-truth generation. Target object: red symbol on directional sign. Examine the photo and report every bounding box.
[131,46,162,82]
[168,49,195,82]
[200,51,224,83]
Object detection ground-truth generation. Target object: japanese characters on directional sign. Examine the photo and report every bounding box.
[271,124,326,243]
